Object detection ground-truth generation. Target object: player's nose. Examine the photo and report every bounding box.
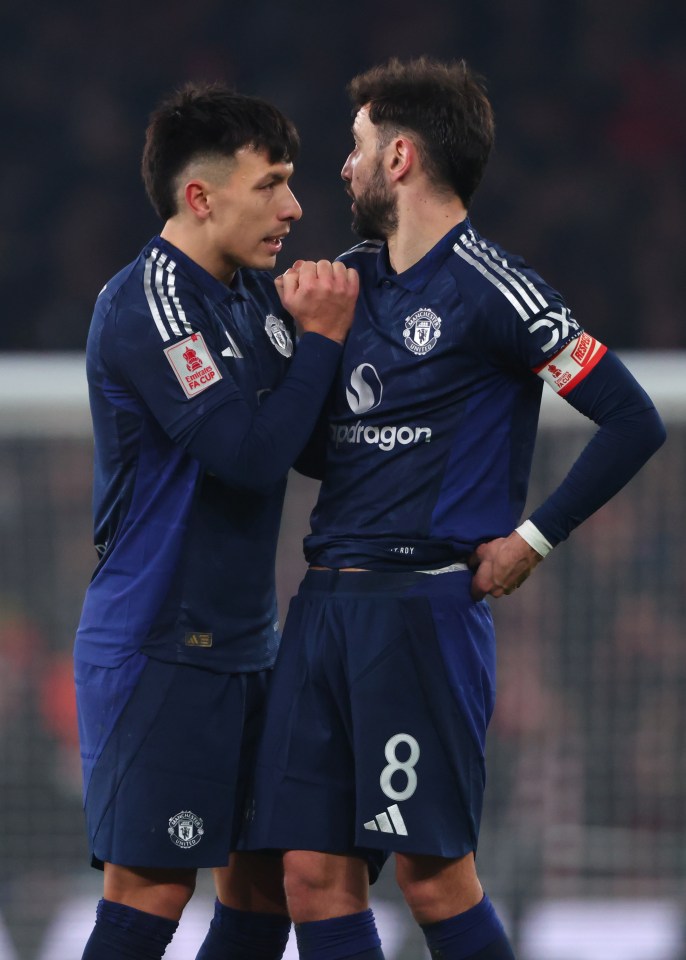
[283,188,302,222]
[341,152,354,182]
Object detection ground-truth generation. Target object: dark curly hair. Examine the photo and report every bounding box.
[348,57,494,207]
[141,81,300,221]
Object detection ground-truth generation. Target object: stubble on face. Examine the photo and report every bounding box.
[351,159,398,240]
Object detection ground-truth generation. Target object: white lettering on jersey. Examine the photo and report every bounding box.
[527,305,581,352]
[164,332,222,399]
[534,333,607,396]
[330,421,431,452]
[346,363,383,414]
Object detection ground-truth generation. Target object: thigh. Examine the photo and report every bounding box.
[85,659,268,869]
[213,852,287,914]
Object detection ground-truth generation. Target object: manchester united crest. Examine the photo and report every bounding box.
[265,314,293,357]
[168,810,204,849]
[403,308,442,355]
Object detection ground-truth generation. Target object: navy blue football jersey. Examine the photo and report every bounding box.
[76,237,302,671]
[304,220,606,569]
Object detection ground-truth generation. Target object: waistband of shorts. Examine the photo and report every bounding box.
[301,564,470,595]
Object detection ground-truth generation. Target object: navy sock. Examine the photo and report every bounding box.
[195,899,291,959]
[295,909,385,960]
[421,895,515,960]
[81,898,178,960]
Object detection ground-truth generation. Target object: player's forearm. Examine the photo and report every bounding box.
[530,404,665,544]
[527,352,666,546]
[184,332,342,490]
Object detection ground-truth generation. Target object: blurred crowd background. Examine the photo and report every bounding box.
[1,0,685,353]
[1,1,685,958]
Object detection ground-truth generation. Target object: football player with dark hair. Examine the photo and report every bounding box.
[75,81,358,960]
[243,57,666,960]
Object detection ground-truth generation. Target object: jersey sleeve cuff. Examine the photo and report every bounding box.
[296,331,344,361]
[515,520,554,558]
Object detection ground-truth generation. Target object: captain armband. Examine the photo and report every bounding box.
[533,333,607,396]
[515,520,554,559]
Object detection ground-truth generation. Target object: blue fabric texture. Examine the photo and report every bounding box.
[195,899,291,960]
[295,909,384,960]
[421,895,515,960]
[80,898,178,960]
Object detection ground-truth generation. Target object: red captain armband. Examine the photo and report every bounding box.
[533,334,607,396]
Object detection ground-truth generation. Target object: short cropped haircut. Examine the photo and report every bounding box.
[348,57,494,207]
[142,81,300,220]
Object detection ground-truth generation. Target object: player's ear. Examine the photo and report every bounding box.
[184,180,211,220]
[388,136,414,183]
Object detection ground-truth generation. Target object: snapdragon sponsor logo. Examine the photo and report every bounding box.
[346,363,383,414]
[338,362,431,451]
[330,420,431,452]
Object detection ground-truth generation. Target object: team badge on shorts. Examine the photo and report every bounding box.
[168,810,204,849]
[265,314,293,357]
[403,308,442,355]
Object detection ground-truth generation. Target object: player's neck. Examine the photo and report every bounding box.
[160,221,237,287]
[387,195,467,274]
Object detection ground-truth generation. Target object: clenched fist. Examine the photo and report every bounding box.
[275,260,359,345]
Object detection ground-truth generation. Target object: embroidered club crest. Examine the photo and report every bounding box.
[168,810,204,849]
[265,314,293,357]
[403,308,442,355]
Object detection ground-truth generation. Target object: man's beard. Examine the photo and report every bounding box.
[351,162,398,240]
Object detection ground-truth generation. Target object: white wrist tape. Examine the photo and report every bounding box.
[515,520,553,558]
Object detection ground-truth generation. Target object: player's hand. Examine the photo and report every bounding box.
[275,259,358,344]
[468,530,543,601]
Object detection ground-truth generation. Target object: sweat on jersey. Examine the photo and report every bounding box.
[304,219,664,570]
[75,236,342,672]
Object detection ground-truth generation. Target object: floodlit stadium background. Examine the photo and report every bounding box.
[1,2,685,958]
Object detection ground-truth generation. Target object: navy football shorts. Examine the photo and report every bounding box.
[240,567,496,860]
[75,653,269,869]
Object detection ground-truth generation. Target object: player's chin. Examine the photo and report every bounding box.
[245,249,279,271]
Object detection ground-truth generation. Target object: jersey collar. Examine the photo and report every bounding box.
[150,237,248,303]
[375,218,471,292]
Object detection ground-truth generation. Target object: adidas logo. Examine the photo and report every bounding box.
[363,803,407,836]
[221,329,243,358]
